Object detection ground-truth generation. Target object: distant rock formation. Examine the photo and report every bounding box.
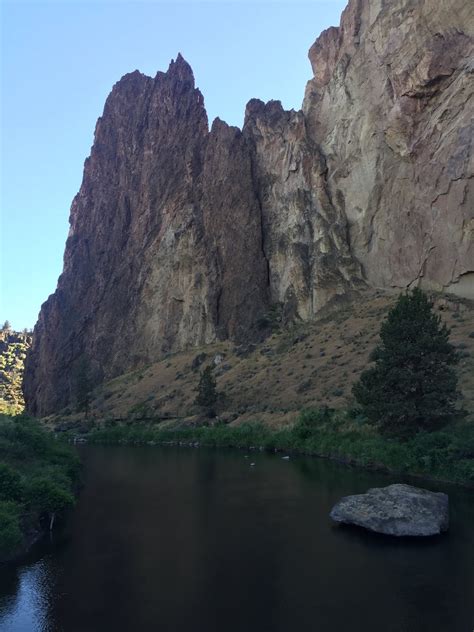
[24,0,473,416]
[1,330,32,414]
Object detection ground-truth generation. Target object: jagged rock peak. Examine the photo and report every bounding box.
[106,53,195,100]
[24,0,473,416]
[166,52,195,83]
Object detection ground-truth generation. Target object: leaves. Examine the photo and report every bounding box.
[195,365,218,410]
[353,289,460,437]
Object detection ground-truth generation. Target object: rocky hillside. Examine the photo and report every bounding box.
[0,330,32,414]
[45,292,474,431]
[25,0,473,416]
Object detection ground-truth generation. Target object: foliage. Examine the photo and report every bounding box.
[353,289,460,438]
[0,463,23,502]
[293,407,333,439]
[86,408,474,486]
[0,415,80,559]
[195,365,218,411]
[25,478,74,514]
[0,502,22,555]
[74,356,93,414]
[0,330,31,415]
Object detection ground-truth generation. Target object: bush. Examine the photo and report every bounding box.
[0,463,23,502]
[25,477,74,516]
[0,415,79,558]
[293,407,333,439]
[0,502,22,555]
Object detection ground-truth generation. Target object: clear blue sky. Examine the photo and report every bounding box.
[1,0,346,331]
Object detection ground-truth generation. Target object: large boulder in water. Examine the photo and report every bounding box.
[330,484,449,536]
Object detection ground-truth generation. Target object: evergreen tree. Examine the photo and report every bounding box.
[1,321,11,332]
[75,357,93,415]
[195,365,218,414]
[353,288,460,437]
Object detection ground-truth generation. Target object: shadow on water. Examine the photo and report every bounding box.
[0,445,473,632]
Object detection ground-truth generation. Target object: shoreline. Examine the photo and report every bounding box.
[79,418,474,489]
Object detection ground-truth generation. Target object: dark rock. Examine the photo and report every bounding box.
[233,344,256,358]
[191,353,207,370]
[330,484,449,537]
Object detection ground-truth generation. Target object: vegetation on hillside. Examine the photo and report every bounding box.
[79,290,473,486]
[0,328,32,415]
[74,356,94,414]
[56,292,473,429]
[0,415,80,560]
[84,410,474,485]
[194,365,218,415]
[353,289,461,437]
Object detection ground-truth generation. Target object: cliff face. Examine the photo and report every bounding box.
[243,100,362,320]
[25,56,270,415]
[24,0,473,416]
[304,0,473,296]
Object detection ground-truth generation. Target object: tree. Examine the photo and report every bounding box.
[352,288,460,438]
[25,478,74,531]
[0,502,22,554]
[1,321,11,332]
[74,356,93,415]
[0,464,23,502]
[195,365,218,415]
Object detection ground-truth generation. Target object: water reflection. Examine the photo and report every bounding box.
[0,446,473,632]
[0,559,56,631]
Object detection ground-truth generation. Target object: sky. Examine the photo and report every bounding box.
[1,0,346,331]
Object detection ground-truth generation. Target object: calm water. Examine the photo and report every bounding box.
[0,446,473,632]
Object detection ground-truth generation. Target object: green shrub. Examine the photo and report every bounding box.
[0,415,79,558]
[293,407,333,439]
[0,502,22,555]
[25,477,74,515]
[0,463,23,502]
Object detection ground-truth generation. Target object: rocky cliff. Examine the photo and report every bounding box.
[304,0,473,296]
[24,0,473,416]
[0,330,32,414]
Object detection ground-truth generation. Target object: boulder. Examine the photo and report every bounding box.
[330,484,449,536]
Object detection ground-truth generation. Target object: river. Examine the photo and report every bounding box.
[0,445,473,631]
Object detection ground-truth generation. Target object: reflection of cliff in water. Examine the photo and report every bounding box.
[1,446,473,632]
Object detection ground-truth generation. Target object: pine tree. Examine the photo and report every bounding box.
[195,365,218,414]
[75,357,93,415]
[352,288,460,437]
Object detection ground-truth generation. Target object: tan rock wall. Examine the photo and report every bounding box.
[304,0,473,297]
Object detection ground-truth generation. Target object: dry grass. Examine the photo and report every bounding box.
[52,290,474,429]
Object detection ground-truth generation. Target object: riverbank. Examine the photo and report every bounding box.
[0,415,80,562]
[85,409,474,487]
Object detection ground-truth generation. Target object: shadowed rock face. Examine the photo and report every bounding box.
[24,57,271,415]
[24,0,473,415]
[243,99,363,320]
